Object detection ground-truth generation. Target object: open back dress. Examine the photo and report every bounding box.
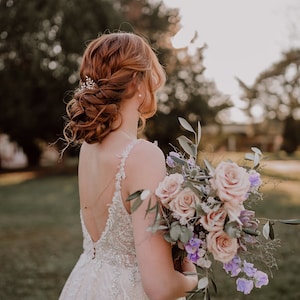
[58,139,150,299]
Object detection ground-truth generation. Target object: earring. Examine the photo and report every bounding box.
[138,93,142,98]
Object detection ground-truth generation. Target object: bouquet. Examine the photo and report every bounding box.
[127,117,300,299]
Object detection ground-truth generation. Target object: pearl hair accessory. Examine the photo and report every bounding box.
[79,76,96,91]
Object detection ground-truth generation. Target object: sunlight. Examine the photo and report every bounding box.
[163,0,298,108]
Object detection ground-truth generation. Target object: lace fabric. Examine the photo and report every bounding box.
[59,139,149,300]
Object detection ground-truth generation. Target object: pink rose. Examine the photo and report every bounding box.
[200,208,227,232]
[155,173,184,208]
[206,230,239,263]
[169,187,200,223]
[210,161,250,206]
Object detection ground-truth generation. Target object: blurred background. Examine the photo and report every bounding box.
[0,0,299,299]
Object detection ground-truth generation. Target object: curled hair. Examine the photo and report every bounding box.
[63,31,166,146]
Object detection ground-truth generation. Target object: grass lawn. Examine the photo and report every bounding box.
[0,156,299,300]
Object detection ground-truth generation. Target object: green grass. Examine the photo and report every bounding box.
[0,160,299,300]
[0,173,82,300]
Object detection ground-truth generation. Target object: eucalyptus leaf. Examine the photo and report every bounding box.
[164,232,173,243]
[251,147,262,155]
[278,219,300,225]
[178,117,195,133]
[170,155,188,166]
[243,227,260,236]
[253,152,260,168]
[178,134,194,146]
[130,197,143,213]
[204,159,215,175]
[177,136,195,157]
[179,226,193,244]
[269,221,274,240]
[197,121,202,146]
[170,223,181,241]
[245,153,255,161]
[262,221,270,239]
[126,190,143,201]
[198,277,209,290]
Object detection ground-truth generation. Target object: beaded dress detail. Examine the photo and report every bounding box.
[59,139,149,300]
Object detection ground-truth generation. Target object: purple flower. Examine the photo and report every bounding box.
[242,261,257,277]
[249,170,262,187]
[166,151,180,168]
[254,270,269,288]
[239,210,259,232]
[185,237,202,253]
[187,252,199,264]
[185,237,203,263]
[239,210,254,224]
[236,278,254,294]
[223,256,241,277]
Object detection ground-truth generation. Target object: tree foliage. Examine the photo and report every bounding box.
[0,0,127,164]
[0,0,227,165]
[237,49,300,153]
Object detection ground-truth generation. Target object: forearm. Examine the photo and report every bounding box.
[143,269,197,300]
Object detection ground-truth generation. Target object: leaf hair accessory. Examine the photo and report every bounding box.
[79,75,96,91]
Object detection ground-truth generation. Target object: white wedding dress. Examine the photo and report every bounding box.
[59,140,150,299]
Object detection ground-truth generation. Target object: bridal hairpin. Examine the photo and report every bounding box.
[79,76,96,91]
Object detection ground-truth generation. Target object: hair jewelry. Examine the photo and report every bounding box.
[79,76,96,91]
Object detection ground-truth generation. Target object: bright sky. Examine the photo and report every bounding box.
[163,0,300,116]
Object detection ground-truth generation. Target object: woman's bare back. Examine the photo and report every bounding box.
[78,137,134,243]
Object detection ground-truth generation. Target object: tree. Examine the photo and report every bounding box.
[0,0,124,165]
[0,0,228,166]
[237,49,300,153]
[119,0,231,152]
[145,46,231,153]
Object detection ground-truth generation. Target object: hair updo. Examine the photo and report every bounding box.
[63,32,166,146]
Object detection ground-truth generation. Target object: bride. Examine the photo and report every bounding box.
[59,31,198,300]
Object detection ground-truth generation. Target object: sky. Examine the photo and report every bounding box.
[162,0,300,121]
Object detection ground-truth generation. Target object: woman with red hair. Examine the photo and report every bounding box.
[59,31,197,300]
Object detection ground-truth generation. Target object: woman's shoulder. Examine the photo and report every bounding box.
[136,139,165,158]
[129,139,166,167]
[126,139,167,192]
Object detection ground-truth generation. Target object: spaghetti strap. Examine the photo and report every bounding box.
[114,139,141,193]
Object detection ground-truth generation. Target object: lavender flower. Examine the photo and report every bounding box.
[188,252,199,263]
[249,170,262,188]
[239,210,259,231]
[223,256,242,277]
[254,270,269,288]
[166,151,180,168]
[236,278,254,294]
[185,237,202,254]
[242,261,257,277]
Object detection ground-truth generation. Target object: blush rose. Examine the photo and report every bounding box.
[169,187,200,223]
[155,173,184,208]
[200,208,227,232]
[206,230,239,263]
[210,161,250,216]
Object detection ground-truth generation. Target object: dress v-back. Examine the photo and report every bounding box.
[59,139,150,300]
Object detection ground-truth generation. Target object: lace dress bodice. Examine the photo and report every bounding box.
[59,139,149,299]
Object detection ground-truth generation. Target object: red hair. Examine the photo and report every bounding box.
[63,32,166,145]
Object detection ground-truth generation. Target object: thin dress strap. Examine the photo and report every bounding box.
[114,139,141,193]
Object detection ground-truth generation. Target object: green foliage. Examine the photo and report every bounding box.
[0,0,230,166]
[238,49,300,154]
[0,0,126,164]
